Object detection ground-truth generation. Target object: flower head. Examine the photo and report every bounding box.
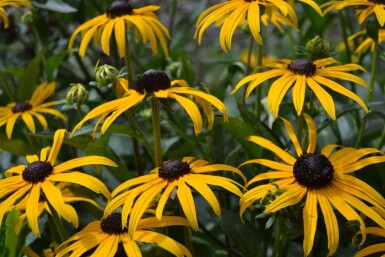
[71,70,228,137]
[0,129,117,237]
[68,1,170,58]
[0,0,31,28]
[239,114,385,256]
[348,29,385,58]
[231,57,369,120]
[104,157,245,237]
[323,0,385,26]
[0,82,66,139]
[55,213,192,257]
[194,0,297,51]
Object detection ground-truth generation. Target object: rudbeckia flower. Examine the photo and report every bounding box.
[0,82,66,139]
[323,0,385,26]
[71,70,228,137]
[348,29,385,57]
[194,0,298,51]
[0,129,117,237]
[55,212,192,257]
[68,0,170,58]
[239,114,385,256]
[0,0,31,28]
[231,57,369,120]
[104,157,245,237]
[13,183,101,234]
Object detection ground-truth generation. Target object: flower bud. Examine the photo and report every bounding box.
[21,10,33,24]
[66,83,88,105]
[95,63,119,87]
[305,36,331,60]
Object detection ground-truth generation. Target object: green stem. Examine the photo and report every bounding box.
[287,28,296,59]
[0,71,15,102]
[255,42,263,120]
[46,200,68,243]
[125,37,134,88]
[355,40,378,148]
[297,113,305,150]
[242,35,255,105]
[271,215,285,257]
[150,97,163,167]
[338,11,352,64]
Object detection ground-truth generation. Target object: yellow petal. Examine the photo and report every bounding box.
[177,182,198,229]
[303,189,318,256]
[48,129,66,165]
[26,183,41,237]
[281,117,302,156]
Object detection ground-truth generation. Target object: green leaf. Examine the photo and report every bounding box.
[46,50,69,81]
[33,0,77,13]
[0,134,32,156]
[4,208,21,257]
[215,209,263,257]
[17,50,45,101]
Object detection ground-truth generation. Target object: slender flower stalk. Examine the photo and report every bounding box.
[150,96,163,167]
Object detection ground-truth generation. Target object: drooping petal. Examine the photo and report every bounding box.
[303,189,318,256]
[177,182,198,229]
[48,129,66,165]
[26,183,41,237]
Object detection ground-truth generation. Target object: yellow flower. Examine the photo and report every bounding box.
[239,114,385,256]
[71,70,228,137]
[194,0,297,52]
[0,0,31,28]
[0,129,117,237]
[55,213,192,257]
[13,183,101,234]
[68,1,170,58]
[22,243,57,257]
[104,157,245,238]
[231,57,369,120]
[323,0,385,26]
[348,29,385,57]
[0,82,66,139]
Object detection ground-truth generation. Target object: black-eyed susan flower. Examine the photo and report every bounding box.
[351,207,385,257]
[194,0,297,51]
[0,82,66,139]
[68,0,170,58]
[0,129,117,237]
[55,212,192,257]
[231,57,369,120]
[323,0,385,27]
[348,29,385,57]
[239,114,385,256]
[104,157,245,237]
[71,70,228,137]
[0,0,31,28]
[14,183,101,234]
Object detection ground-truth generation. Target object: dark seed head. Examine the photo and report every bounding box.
[106,1,133,18]
[287,59,316,76]
[368,0,385,4]
[22,161,53,183]
[158,160,191,181]
[293,153,334,189]
[136,70,171,94]
[100,213,127,234]
[12,102,32,113]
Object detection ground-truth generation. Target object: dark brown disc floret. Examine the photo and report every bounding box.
[158,160,191,181]
[287,59,316,76]
[368,0,385,4]
[22,161,53,183]
[293,153,334,189]
[106,1,133,18]
[100,213,128,234]
[12,102,32,113]
[136,70,171,94]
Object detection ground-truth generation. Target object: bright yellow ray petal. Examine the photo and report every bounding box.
[156,181,177,220]
[317,189,339,256]
[138,216,191,230]
[292,75,307,116]
[355,243,385,257]
[21,112,36,133]
[303,189,318,257]
[300,0,323,16]
[240,159,293,172]
[177,182,198,229]
[26,183,41,237]
[192,164,246,184]
[48,172,111,200]
[337,156,385,173]
[264,185,307,213]
[30,111,48,130]
[0,185,31,226]
[122,237,142,257]
[281,117,302,156]
[92,236,119,257]
[321,144,340,158]
[246,171,293,188]
[268,74,297,117]
[248,2,262,44]
[48,129,66,165]
[303,113,317,153]
[111,174,159,196]
[53,156,117,174]
[248,136,297,165]
[193,174,243,197]
[306,77,336,120]
[185,175,221,216]
[114,17,126,58]
[78,25,99,58]
[5,113,20,139]
[101,19,115,56]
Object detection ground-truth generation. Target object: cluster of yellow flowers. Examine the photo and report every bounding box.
[1,0,385,257]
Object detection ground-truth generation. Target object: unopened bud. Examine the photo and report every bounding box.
[306,36,331,60]
[21,10,33,24]
[95,63,119,87]
[66,83,88,105]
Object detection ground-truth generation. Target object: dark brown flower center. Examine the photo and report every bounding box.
[100,213,128,234]
[368,0,385,4]
[106,1,133,18]
[287,59,316,76]
[12,102,32,113]
[158,160,190,181]
[136,69,171,94]
[293,153,334,189]
[22,161,53,183]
